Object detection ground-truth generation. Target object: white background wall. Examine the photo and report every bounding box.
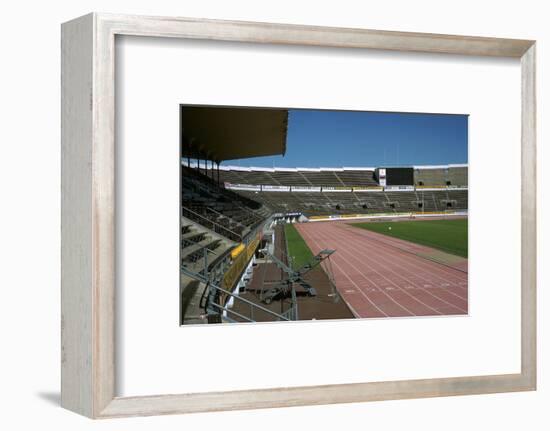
[0,0,547,428]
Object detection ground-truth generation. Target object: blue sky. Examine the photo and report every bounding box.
[229,109,468,168]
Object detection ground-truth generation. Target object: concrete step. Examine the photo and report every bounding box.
[181,237,221,261]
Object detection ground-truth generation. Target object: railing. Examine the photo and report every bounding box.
[183,165,261,208]
[181,206,242,243]
[181,238,228,277]
[180,210,285,322]
[202,206,248,229]
[182,243,292,323]
[235,203,265,224]
[204,283,291,323]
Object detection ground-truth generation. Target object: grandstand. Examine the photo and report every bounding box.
[415,164,468,187]
[218,166,378,187]
[448,165,468,186]
[232,186,467,216]
[179,105,468,325]
[181,166,268,242]
[214,164,468,217]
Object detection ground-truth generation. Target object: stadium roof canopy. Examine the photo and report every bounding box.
[180,106,288,162]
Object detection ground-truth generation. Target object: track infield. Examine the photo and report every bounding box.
[285,223,314,270]
[351,218,468,258]
[294,220,468,318]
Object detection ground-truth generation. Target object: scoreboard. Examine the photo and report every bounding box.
[375,167,414,186]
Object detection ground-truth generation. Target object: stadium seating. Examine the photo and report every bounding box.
[236,188,468,216]
[266,170,308,186]
[217,166,378,187]
[183,164,468,220]
[294,170,343,186]
[448,166,468,186]
[180,217,237,324]
[180,220,233,278]
[180,167,276,324]
[336,170,378,186]
[181,166,268,242]
[218,169,281,186]
[414,167,447,186]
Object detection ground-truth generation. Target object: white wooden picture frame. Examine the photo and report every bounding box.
[61,12,536,418]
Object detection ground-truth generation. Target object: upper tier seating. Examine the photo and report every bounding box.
[414,168,447,186]
[218,167,377,187]
[218,169,282,186]
[335,170,378,186]
[448,166,468,186]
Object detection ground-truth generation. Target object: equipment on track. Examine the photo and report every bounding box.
[258,248,336,304]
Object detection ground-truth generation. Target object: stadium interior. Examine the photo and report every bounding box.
[179,106,468,325]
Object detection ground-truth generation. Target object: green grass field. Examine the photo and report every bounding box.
[352,218,468,258]
[284,224,314,269]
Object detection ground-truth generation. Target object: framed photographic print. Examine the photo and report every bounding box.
[61,13,536,418]
[178,106,469,324]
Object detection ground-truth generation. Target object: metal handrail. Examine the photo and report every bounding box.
[235,202,265,221]
[202,206,248,229]
[241,213,274,245]
[209,302,255,323]
[181,206,242,242]
[206,283,291,321]
[181,215,293,323]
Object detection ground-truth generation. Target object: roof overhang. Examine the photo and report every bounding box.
[180,106,288,162]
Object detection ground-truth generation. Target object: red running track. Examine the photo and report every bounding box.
[294,221,468,318]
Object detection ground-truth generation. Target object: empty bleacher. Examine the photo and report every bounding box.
[414,189,468,212]
[448,166,468,186]
[414,167,447,186]
[180,167,276,324]
[268,170,307,186]
[218,169,283,186]
[217,166,377,187]
[219,165,467,189]
[181,166,268,242]
[180,218,235,324]
[180,220,233,278]
[335,169,378,186]
[184,164,467,220]
[236,188,468,217]
[295,170,343,186]
[217,169,247,185]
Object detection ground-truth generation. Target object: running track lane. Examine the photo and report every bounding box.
[294,221,468,318]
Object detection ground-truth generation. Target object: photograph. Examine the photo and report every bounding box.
[0,0,542,425]
[180,106,468,324]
